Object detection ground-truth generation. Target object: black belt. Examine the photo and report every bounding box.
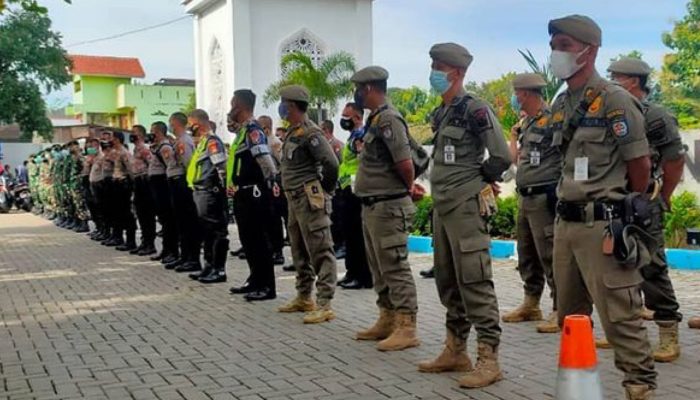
[360,193,408,206]
[556,201,623,222]
[517,183,556,197]
[193,185,221,193]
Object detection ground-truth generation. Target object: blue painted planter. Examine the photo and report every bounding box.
[408,235,516,258]
[408,235,700,271]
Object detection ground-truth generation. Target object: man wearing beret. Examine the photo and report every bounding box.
[502,73,560,334]
[276,85,339,324]
[548,15,656,398]
[417,43,511,388]
[351,66,421,351]
[608,57,685,362]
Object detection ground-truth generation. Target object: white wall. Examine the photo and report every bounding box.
[186,0,373,142]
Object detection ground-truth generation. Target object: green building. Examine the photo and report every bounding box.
[68,55,194,129]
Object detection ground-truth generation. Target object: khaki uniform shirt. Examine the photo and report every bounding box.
[429,91,511,213]
[89,153,104,183]
[280,116,339,192]
[102,149,114,178]
[355,104,412,197]
[516,107,562,188]
[110,147,132,180]
[643,101,684,173]
[148,142,170,176]
[552,72,649,203]
[131,143,151,177]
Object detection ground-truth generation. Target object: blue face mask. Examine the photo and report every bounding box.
[278,102,289,121]
[429,70,451,94]
[510,93,521,114]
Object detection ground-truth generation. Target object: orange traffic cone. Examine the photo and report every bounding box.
[555,315,604,400]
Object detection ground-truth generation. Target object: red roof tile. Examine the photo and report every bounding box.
[68,54,145,78]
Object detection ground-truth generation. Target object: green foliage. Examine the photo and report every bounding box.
[488,195,519,239]
[465,72,519,134]
[412,195,433,236]
[181,92,197,116]
[0,0,71,14]
[0,10,70,141]
[263,51,356,123]
[610,50,644,63]
[388,86,441,125]
[660,0,700,129]
[518,49,564,103]
[664,191,700,248]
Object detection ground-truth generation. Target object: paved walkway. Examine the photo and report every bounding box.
[0,212,699,400]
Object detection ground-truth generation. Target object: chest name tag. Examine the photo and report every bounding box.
[574,157,589,181]
[444,145,456,164]
[530,150,541,167]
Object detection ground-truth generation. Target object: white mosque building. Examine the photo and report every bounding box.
[183,0,374,141]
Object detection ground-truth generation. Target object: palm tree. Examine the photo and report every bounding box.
[263,51,356,123]
[518,49,564,103]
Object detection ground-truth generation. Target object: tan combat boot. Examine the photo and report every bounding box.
[501,294,543,322]
[653,321,680,362]
[355,308,395,341]
[689,316,700,329]
[458,343,503,388]
[278,295,316,313]
[376,313,420,352]
[417,331,472,373]
[595,336,612,349]
[624,384,654,400]
[536,311,560,333]
[303,304,335,324]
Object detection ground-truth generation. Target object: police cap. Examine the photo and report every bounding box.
[548,14,602,46]
[429,42,473,69]
[351,66,389,84]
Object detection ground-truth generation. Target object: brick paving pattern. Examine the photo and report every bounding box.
[0,212,699,400]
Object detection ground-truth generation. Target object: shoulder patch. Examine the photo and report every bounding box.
[552,111,565,123]
[293,127,304,138]
[536,115,549,127]
[248,129,263,145]
[611,118,629,138]
[310,137,320,147]
[472,107,493,131]
[161,146,172,159]
[588,97,602,114]
[207,139,221,154]
[176,142,185,155]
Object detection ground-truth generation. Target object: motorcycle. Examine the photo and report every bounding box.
[11,181,32,212]
[0,175,13,213]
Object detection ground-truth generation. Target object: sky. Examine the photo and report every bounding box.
[39,0,689,105]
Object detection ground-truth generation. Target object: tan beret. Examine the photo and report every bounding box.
[607,57,652,77]
[548,14,602,46]
[279,85,310,103]
[512,73,547,90]
[429,42,473,68]
[351,66,389,84]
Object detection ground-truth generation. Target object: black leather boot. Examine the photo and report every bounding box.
[116,230,137,251]
[199,239,228,284]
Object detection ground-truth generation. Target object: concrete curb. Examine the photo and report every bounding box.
[408,235,700,271]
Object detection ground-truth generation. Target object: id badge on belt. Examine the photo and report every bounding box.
[444,145,456,164]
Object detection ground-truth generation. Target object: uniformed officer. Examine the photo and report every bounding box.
[548,15,656,398]
[149,122,180,264]
[186,109,229,284]
[608,57,685,362]
[336,102,373,290]
[349,66,420,351]
[129,125,157,256]
[502,73,561,334]
[226,89,279,302]
[99,131,118,246]
[416,45,511,387]
[276,85,339,324]
[88,138,108,241]
[259,114,286,267]
[109,131,138,252]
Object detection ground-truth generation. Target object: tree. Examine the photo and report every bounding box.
[0,0,71,15]
[518,49,564,103]
[0,10,71,141]
[660,0,700,128]
[263,51,356,123]
[181,92,197,116]
[465,72,519,134]
[388,86,441,125]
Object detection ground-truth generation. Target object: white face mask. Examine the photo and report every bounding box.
[550,47,589,80]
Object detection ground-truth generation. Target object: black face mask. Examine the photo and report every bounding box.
[340,118,354,131]
[129,135,137,144]
[144,133,155,144]
[99,140,113,150]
